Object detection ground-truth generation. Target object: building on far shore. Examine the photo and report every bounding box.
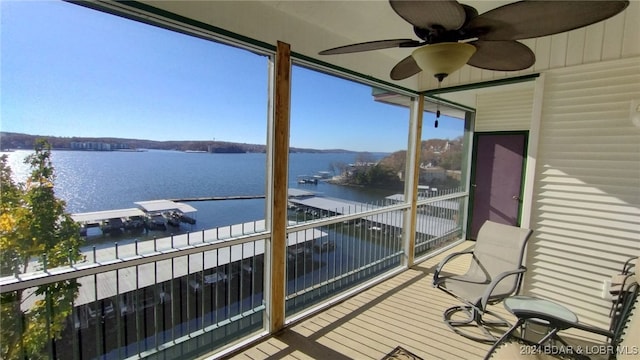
[70,141,130,151]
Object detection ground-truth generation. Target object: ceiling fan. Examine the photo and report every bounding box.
[319,0,630,82]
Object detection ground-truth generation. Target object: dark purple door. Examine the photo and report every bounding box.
[469,133,527,239]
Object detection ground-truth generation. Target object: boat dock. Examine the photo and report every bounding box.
[169,195,265,202]
[288,193,459,238]
[71,199,198,235]
[384,193,461,210]
[64,190,458,304]
[166,188,317,202]
[24,191,456,311]
[20,218,327,310]
[71,190,315,236]
[71,219,325,307]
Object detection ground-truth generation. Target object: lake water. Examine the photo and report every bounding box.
[3,150,394,231]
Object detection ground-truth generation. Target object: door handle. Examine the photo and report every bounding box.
[512,195,521,200]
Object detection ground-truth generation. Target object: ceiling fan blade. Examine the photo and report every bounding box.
[467,0,629,41]
[390,55,422,80]
[389,0,466,30]
[319,39,421,55]
[467,40,535,71]
[461,4,479,26]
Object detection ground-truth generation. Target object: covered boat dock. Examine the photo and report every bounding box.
[288,194,459,238]
[71,199,198,235]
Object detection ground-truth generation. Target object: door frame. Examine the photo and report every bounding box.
[466,131,529,239]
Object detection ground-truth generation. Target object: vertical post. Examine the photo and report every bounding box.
[460,110,475,239]
[45,286,53,359]
[520,73,544,230]
[116,269,122,359]
[269,41,291,332]
[403,95,424,267]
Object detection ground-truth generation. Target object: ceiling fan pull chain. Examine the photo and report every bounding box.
[435,79,442,128]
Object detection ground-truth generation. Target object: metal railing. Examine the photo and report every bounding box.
[0,190,468,359]
[414,189,467,259]
[283,189,468,317]
[284,203,406,316]
[1,223,270,360]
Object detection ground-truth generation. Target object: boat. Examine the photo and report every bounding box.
[179,213,196,225]
[163,211,181,227]
[315,171,332,179]
[145,214,167,231]
[124,215,145,232]
[297,175,318,185]
[101,218,124,235]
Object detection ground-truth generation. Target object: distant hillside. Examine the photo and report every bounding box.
[329,137,464,189]
[0,132,353,154]
[378,137,464,173]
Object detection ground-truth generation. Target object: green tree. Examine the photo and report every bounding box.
[349,164,400,188]
[439,149,462,171]
[0,139,85,360]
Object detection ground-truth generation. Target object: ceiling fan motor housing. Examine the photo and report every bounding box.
[411,42,476,80]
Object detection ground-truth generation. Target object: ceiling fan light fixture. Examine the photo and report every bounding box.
[411,42,476,81]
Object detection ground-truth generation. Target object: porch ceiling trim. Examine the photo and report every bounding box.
[423,74,541,96]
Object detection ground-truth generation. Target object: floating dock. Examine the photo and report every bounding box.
[70,190,320,237]
[71,200,198,235]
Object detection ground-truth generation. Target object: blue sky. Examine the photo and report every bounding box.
[1,1,464,153]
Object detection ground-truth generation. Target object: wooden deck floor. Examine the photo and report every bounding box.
[224,241,516,360]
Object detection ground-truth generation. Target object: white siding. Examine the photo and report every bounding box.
[525,57,640,329]
[418,1,640,91]
[475,86,534,132]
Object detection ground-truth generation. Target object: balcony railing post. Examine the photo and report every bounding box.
[13,256,19,277]
[116,268,122,359]
[94,273,100,358]
[268,40,291,333]
[45,284,53,359]
[403,95,424,267]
